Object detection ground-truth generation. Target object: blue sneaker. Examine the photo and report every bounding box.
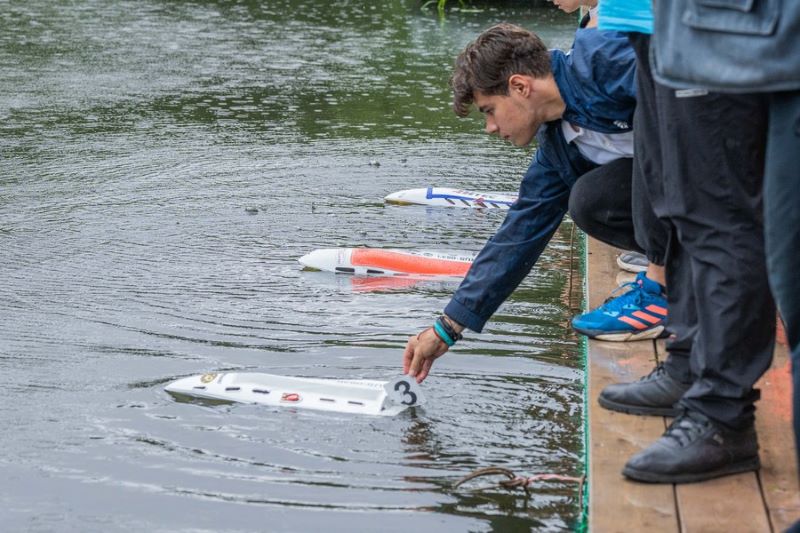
[572,272,668,341]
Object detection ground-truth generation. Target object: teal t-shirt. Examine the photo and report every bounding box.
[597,0,653,34]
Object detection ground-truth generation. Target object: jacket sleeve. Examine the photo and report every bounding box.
[444,145,571,333]
[567,29,637,128]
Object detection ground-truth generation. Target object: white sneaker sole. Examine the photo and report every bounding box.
[616,254,648,273]
[593,325,665,342]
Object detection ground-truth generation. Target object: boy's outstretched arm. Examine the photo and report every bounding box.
[401,143,571,382]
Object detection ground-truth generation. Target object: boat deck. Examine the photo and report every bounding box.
[585,237,800,531]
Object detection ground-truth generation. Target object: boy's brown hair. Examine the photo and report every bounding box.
[451,23,551,117]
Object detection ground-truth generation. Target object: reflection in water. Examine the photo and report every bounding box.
[302,269,465,294]
[0,0,584,530]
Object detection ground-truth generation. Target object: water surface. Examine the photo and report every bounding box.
[0,1,585,530]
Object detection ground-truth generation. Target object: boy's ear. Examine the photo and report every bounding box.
[508,74,532,97]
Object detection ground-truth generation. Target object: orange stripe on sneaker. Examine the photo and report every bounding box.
[632,311,662,324]
[618,316,648,330]
[645,304,668,316]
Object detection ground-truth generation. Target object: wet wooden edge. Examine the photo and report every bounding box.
[586,239,678,531]
[756,341,800,531]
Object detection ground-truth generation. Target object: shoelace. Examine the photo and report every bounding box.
[663,412,710,447]
[600,276,648,312]
[638,363,667,383]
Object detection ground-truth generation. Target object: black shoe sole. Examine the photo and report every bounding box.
[598,395,682,417]
[622,456,760,484]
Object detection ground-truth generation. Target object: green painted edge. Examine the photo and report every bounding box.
[575,229,589,532]
[575,10,591,531]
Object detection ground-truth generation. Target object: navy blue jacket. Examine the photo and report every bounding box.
[444,28,636,332]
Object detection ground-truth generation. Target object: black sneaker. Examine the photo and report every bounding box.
[622,410,760,484]
[598,364,689,416]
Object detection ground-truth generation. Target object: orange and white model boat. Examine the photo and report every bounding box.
[298,248,475,277]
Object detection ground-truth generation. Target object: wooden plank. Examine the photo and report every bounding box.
[757,344,800,531]
[587,239,679,531]
[676,473,771,532]
[588,343,679,532]
[584,239,623,307]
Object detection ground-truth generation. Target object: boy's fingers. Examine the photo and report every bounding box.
[402,337,415,374]
[408,347,424,377]
[417,359,434,383]
[405,327,449,381]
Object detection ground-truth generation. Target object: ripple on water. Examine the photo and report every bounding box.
[79,365,581,515]
[0,1,584,530]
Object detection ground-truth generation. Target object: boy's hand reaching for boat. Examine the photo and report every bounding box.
[403,327,449,383]
[403,316,464,383]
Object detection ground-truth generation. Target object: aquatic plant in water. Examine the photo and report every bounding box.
[421,0,483,17]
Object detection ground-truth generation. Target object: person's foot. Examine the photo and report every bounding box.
[599,364,689,416]
[616,251,648,273]
[623,410,760,483]
[571,272,668,341]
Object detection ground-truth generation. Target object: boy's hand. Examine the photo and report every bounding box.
[402,327,449,383]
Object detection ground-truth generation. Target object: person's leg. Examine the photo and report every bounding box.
[623,86,773,483]
[630,79,667,288]
[568,155,669,341]
[644,263,664,286]
[628,33,694,386]
[599,225,695,416]
[631,136,668,270]
[668,91,774,429]
[763,90,800,475]
[568,156,639,253]
[612,110,667,277]
[593,34,693,414]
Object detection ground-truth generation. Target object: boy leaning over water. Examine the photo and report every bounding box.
[402,23,662,380]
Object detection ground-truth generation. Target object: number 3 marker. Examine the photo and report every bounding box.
[385,376,425,408]
[394,380,418,405]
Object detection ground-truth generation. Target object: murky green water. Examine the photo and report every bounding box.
[0,1,584,530]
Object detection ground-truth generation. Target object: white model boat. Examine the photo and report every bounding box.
[385,187,516,209]
[165,372,425,416]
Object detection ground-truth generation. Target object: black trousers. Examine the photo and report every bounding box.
[763,91,800,475]
[568,156,668,262]
[632,33,775,429]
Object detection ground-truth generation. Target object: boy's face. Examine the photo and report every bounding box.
[550,0,586,14]
[473,89,540,147]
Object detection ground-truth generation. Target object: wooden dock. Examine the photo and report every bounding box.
[585,237,800,532]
